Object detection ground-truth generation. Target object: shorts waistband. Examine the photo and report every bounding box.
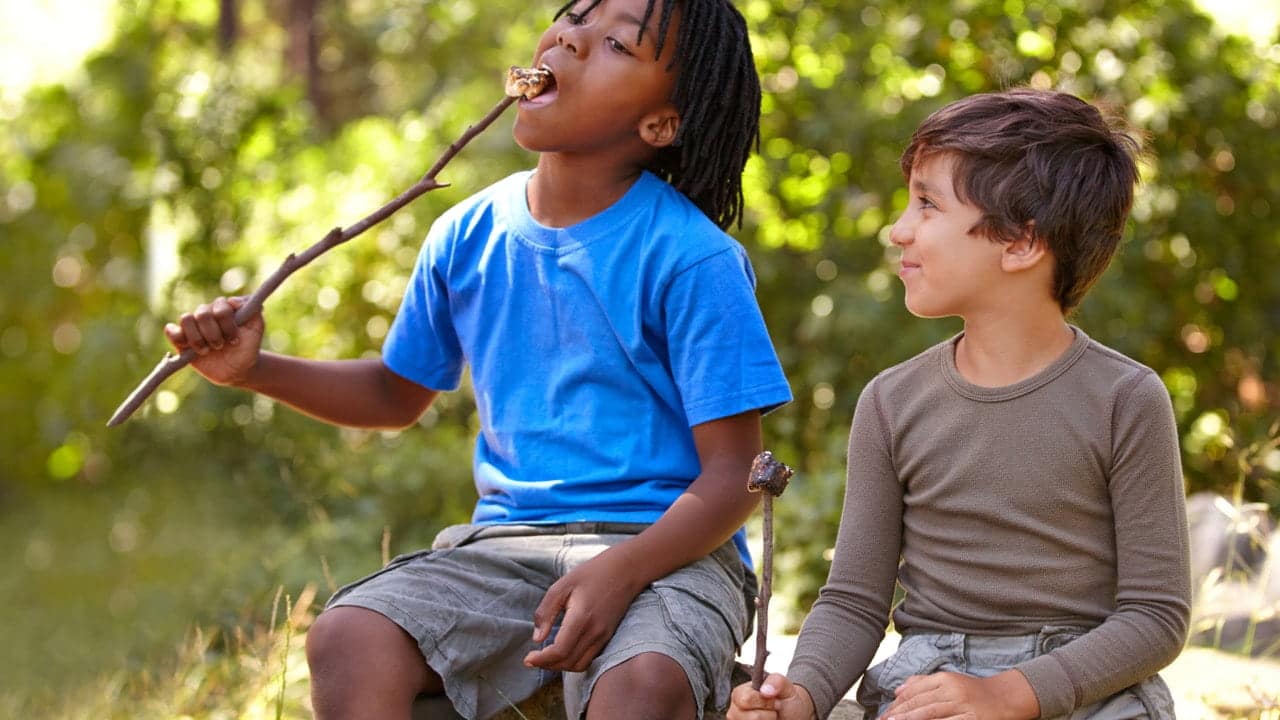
[900,625,1088,657]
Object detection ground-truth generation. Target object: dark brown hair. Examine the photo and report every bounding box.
[901,88,1141,311]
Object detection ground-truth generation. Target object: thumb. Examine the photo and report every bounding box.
[227,296,265,333]
[760,673,795,699]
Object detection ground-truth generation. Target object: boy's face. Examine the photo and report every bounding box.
[889,153,1008,319]
[513,0,681,157]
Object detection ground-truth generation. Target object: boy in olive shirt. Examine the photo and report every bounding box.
[730,89,1190,720]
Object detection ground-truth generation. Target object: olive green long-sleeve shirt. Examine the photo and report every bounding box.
[789,328,1191,719]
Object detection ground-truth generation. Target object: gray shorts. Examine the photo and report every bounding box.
[857,628,1176,720]
[325,522,754,720]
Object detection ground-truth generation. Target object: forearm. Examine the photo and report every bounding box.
[239,353,436,429]
[789,383,901,718]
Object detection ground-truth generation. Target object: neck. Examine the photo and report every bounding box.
[527,154,646,228]
[954,305,1074,388]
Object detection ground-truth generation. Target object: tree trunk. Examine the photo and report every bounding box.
[218,0,238,52]
[286,0,330,127]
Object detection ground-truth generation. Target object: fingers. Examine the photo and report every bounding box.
[167,296,256,355]
[523,582,576,669]
[885,675,953,720]
[729,681,773,714]
[523,600,607,671]
[529,581,567,644]
[759,673,795,700]
[729,675,806,720]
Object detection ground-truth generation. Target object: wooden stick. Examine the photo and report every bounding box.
[107,95,517,427]
[746,450,794,690]
[753,493,775,690]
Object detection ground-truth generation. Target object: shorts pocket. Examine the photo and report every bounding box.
[650,543,750,648]
[856,635,950,716]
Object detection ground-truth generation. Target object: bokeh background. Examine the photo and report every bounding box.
[2,0,1278,716]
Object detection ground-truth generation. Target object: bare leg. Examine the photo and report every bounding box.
[584,652,697,720]
[306,606,443,720]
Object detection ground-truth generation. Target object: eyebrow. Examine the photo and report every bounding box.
[617,10,657,42]
[910,179,938,195]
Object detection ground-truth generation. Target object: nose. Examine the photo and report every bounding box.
[557,25,584,57]
[888,211,914,247]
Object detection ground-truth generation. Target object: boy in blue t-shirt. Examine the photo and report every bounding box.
[164,1,791,718]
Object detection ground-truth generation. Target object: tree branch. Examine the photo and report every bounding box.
[107,94,517,427]
[747,451,794,690]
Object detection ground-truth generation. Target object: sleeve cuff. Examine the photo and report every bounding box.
[787,664,838,720]
[1015,654,1077,718]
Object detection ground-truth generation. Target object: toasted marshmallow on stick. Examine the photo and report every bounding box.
[506,65,554,100]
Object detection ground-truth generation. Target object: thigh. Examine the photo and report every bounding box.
[325,528,564,720]
[562,539,751,720]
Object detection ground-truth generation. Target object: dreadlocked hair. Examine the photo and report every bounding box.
[554,0,761,230]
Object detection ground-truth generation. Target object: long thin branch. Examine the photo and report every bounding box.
[753,493,775,690]
[107,95,516,427]
[746,451,794,690]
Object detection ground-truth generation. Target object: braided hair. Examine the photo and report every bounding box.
[554,0,761,230]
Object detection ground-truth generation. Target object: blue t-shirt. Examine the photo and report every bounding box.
[384,170,792,564]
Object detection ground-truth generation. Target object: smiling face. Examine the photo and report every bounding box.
[512,0,682,161]
[888,152,1010,320]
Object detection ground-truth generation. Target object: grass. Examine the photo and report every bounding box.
[7,585,317,720]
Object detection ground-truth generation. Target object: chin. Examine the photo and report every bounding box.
[903,296,949,319]
[510,123,547,154]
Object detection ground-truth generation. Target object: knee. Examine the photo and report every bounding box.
[306,605,407,672]
[593,652,696,718]
[305,606,361,670]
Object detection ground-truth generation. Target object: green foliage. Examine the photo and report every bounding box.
[1,0,1278,707]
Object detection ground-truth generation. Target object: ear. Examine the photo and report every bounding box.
[1000,223,1050,274]
[637,106,681,148]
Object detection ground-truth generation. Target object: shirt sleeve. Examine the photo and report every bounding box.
[788,379,902,719]
[1014,370,1191,716]
[382,218,465,391]
[661,246,792,426]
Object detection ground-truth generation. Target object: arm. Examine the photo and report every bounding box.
[1011,370,1191,716]
[165,295,437,429]
[785,381,904,719]
[523,408,763,671]
[524,242,791,671]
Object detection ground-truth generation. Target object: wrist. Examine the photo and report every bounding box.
[594,542,653,595]
[233,350,269,389]
[989,670,1040,720]
[794,684,817,720]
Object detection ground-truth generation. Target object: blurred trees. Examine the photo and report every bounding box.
[0,0,1277,669]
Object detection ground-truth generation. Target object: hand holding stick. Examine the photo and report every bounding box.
[106,94,519,427]
[746,450,794,690]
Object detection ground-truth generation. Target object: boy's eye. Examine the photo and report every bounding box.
[606,37,633,55]
[918,196,936,209]
[565,11,584,24]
